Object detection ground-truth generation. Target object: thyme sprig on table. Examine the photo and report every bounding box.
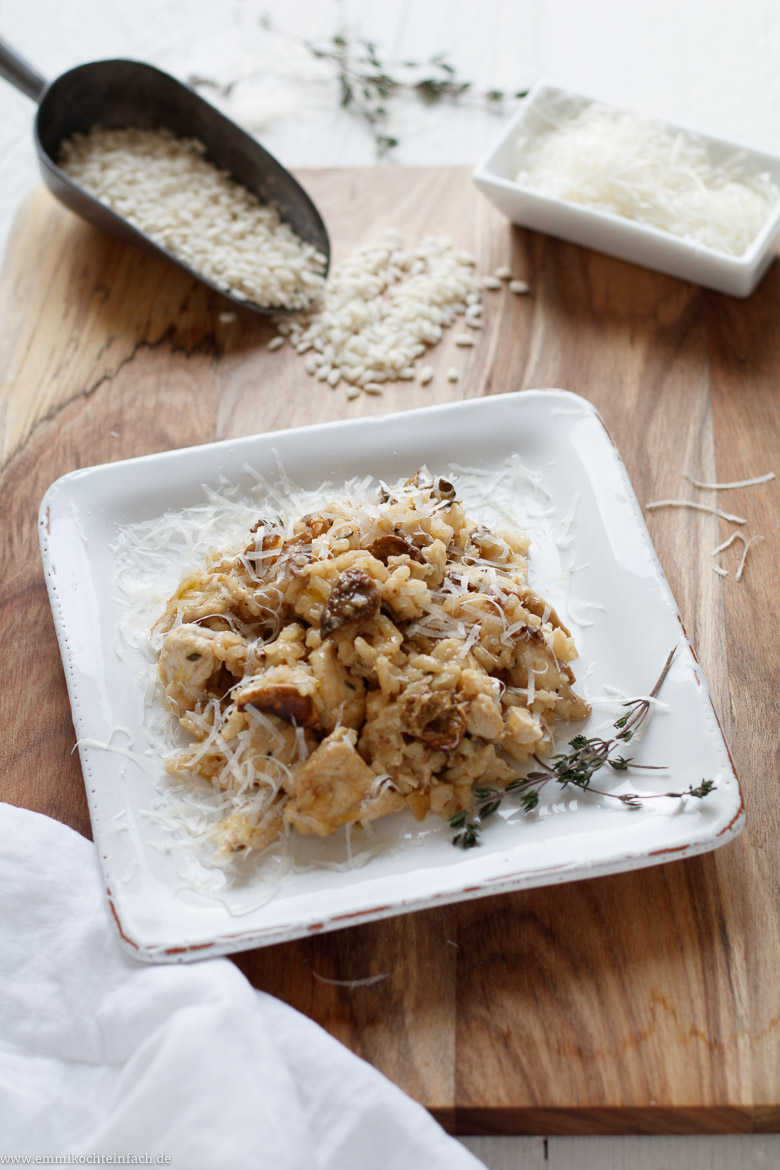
[191,21,528,157]
[259,19,528,157]
[450,646,716,849]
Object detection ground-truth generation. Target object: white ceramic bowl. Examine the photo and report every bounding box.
[473,83,780,297]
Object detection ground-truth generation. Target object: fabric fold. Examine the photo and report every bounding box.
[0,803,482,1169]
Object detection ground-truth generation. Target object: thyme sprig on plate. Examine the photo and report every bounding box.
[450,646,716,849]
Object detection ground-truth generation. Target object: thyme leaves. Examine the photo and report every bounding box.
[261,19,528,158]
[451,646,716,848]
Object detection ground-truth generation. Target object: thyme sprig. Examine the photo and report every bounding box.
[450,646,716,849]
[257,18,527,158]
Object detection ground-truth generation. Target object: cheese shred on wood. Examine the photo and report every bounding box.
[152,473,589,855]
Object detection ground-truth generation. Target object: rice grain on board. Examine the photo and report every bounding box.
[273,230,484,392]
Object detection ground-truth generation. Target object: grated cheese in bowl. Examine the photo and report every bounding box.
[473,84,780,294]
[514,98,779,258]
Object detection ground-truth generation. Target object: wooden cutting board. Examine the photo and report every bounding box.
[1,169,778,1135]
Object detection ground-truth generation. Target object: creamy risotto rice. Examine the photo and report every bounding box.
[153,472,590,853]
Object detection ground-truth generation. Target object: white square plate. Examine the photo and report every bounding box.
[39,390,743,961]
[473,83,780,297]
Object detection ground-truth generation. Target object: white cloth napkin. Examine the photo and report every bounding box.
[0,803,483,1169]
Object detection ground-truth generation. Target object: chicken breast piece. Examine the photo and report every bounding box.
[284,727,403,837]
[217,805,285,854]
[158,626,247,713]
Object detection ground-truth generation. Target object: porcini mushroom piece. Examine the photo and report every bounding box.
[320,568,380,636]
[235,679,319,727]
[400,689,466,751]
[366,533,425,564]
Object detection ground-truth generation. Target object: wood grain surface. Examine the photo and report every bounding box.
[0,169,778,1135]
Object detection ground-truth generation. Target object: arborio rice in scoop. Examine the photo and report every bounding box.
[152,472,590,855]
[58,126,327,309]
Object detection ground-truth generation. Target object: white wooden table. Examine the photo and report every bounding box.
[1,2,778,1166]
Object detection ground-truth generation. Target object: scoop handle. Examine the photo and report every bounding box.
[0,39,47,101]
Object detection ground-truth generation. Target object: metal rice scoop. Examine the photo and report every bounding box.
[0,39,330,314]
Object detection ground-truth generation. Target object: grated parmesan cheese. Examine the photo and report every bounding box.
[312,971,388,988]
[684,470,775,490]
[515,99,780,257]
[711,532,742,556]
[646,499,747,524]
[735,534,766,581]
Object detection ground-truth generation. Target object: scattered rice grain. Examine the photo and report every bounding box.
[494,265,513,280]
[454,334,475,346]
[446,367,460,382]
[509,279,530,294]
[481,275,502,290]
[272,230,483,392]
[267,335,285,351]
